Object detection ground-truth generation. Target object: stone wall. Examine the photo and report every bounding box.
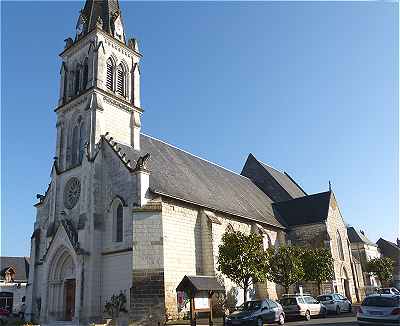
[161,197,282,318]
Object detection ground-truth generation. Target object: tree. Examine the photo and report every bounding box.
[104,292,128,319]
[301,247,334,294]
[217,230,268,301]
[367,257,395,286]
[266,246,305,294]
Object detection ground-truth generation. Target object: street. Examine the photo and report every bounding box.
[284,313,357,326]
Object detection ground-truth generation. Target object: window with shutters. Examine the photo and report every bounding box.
[106,58,114,91]
[116,64,125,97]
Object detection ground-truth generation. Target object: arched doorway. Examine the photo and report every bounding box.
[48,248,76,321]
[341,267,351,300]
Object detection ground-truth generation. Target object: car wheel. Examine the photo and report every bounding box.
[305,310,311,321]
[278,313,285,325]
[257,317,263,326]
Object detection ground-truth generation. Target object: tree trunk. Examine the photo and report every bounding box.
[284,285,289,294]
[243,284,248,302]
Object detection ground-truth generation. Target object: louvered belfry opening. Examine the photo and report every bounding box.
[116,64,125,96]
[106,58,114,91]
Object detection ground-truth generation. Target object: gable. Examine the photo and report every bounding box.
[273,191,331,227]
[241,153,306,202]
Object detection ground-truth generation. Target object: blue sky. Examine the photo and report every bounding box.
[1,1,398,256]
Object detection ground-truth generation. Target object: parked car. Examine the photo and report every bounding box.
[225,299,285,325]
[376,288,400,296]
[279,295,327,321]
[357,294,400,325]
[317,293,352,314]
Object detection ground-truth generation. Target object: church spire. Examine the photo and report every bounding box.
[77,0,125,42]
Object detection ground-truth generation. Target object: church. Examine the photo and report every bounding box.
[25,0,363,324]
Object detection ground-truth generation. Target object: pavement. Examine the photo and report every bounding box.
[168,313,358,326]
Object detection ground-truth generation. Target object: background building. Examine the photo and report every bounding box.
[0,256,30,315]
[377,238,400,289]
[347,227,381,295]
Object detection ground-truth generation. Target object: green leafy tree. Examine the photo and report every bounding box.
[301,247,334,294]
[367,257,395,286]
[217,230,268,301]
[104,292,127,319]
[266,246,305,294]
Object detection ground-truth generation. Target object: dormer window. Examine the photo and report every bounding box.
[106,58,114,91]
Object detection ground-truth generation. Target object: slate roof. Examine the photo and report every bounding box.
[347,226,377,246]
[81,0,122,36]
[272,191,332,227]
[176,275,225,293]
[377,238,400,261]
[0,257,30,282]
[241,154,306,203]
[111,134,285,229]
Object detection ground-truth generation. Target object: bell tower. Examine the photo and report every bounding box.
[55,0,142,171]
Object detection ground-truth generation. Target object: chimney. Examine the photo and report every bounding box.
[133,153,150,207]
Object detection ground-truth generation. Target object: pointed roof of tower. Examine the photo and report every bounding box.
[80,0,123,37]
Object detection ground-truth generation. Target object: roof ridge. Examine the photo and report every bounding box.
[141,133,253,182]
[250,153,285,174]
[274,190,331,204]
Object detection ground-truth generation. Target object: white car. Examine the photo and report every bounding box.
[357,294,400,325]
[317,293,352,314]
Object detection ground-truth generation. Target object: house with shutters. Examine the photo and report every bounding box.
[0,256,30,315]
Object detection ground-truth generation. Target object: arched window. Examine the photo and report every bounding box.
[116,203,123,242]
[62,66,68,102]
[116,63,125,97]
[78,123,85,163]
[74,68,80,95]
[226,224,234,233]
[82,58,88,89]
[71,125,79,165]
[106,58,114,91]
[337,230,344,261]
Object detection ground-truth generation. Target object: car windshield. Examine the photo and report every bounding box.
[317,295,332,301]
[237,301,262,311]
[362,296,400,308]
[280,298,298,306]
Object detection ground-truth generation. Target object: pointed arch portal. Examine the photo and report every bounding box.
[47,247,77,321]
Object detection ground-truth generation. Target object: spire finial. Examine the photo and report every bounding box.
[328,180,332,191]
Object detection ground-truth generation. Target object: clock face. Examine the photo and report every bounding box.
[64,177,81,209]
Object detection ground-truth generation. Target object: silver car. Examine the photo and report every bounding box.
[357,294,400,325]
[317,293,352,314]
[280,295,327,321]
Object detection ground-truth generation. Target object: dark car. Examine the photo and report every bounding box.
[226,299,285,326]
